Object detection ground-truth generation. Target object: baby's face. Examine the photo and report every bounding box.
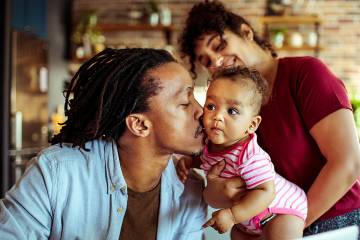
[203,78,256,150]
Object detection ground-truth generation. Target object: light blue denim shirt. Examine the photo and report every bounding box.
[0,140,207,240]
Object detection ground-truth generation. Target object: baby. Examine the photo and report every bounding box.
[177,66,307,239]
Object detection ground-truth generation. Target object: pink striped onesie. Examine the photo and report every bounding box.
[201,133,308,234]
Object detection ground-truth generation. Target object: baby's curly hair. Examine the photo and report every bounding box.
[179,0,277,78]
[211,66,269,114]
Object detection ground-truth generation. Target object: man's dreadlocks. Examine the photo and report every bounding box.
[51,48,176,150]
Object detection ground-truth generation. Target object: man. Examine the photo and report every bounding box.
[0,48,207,239]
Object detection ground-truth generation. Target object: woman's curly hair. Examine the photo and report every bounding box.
[179,0,277,78]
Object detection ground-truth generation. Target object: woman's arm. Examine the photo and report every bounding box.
[307,108,360,226]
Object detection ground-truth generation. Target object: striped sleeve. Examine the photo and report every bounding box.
[239,154,275,189]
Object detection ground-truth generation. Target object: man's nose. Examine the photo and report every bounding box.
[194,100,203,120]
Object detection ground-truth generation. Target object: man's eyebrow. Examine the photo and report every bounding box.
[175,86,194,97]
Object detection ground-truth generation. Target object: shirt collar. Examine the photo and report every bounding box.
[104,141,184,197]
[105,140,127,195]
[161,155,185,199]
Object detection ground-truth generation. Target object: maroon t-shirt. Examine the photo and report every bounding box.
[258,56,360,220]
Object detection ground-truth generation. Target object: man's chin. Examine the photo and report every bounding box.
[176,146,203,157]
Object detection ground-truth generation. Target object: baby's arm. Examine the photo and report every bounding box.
[230,180,275,222]
[203,180,275,233]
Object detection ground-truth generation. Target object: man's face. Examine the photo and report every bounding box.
[145,62,204,156]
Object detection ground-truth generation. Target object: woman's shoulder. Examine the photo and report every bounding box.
[280,56,327,71]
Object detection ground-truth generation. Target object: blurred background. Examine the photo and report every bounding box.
[0,1,359,238]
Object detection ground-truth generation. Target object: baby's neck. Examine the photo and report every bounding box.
[208,135,251,153]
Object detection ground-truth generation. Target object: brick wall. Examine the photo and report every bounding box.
[72,0,360,89]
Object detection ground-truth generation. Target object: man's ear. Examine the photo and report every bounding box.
[125,114,151,137]
[247,115,262,134]
[240,23,254,41]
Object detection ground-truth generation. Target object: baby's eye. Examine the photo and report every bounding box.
[206,104,216,111]
[228,108,239,115]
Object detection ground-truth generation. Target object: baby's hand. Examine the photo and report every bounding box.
[202,208,235,234]
[176,156,194,183]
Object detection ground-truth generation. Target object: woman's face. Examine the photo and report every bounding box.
[194,29,256,74]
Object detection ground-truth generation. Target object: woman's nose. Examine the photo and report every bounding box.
[214,55,224,67]
[208,55,224,74]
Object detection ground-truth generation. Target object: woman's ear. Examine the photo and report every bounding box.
[125,114,151,137]
[247,115,262,134]
[240,24,254,41]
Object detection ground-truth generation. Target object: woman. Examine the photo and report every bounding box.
[179,1,360,239]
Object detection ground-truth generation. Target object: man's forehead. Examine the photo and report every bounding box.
[149,63,194,97]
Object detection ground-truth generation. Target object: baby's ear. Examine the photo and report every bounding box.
[247,115,262,134]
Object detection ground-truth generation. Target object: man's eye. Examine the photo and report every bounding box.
[228,108,239,115]
[206,104,215,111]
[181,103,190,108]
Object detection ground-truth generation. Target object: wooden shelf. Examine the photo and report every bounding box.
[275,45,323,51]
[257,15,321,25]
[98,23,174,46]
[258,15,322,57]
[98,23,174,32]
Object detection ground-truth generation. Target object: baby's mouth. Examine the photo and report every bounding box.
[211,127,223,133]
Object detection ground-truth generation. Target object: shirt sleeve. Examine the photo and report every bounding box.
[0,154,54,239]
[239,154,275,189]
[294,57,352,129]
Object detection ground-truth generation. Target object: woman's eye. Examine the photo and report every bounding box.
[206,104,215,111]
[216,40,226,51]
[204,60,211,68]
[228,108,239,115]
